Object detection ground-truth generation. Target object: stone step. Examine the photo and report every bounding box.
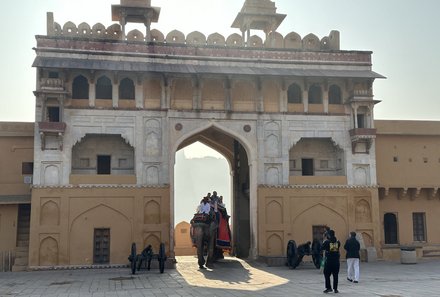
[11,265,28,272]
[14,257,28,266]
[18,221,30,228]
[15,246,28,253]
[18,217,30,223]
[17,240,29,247]
[17,229,30,237]
[17,233,29,241]
[15,249,29,258]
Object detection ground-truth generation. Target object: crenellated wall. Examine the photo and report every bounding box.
[46,13,339,51]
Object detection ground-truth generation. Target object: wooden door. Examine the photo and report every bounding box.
[93,228,110,264]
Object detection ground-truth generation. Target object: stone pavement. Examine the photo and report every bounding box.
[1,256,440,297]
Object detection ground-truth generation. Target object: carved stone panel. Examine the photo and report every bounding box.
[39,235,59,266]
[355,199,372,223]
[265,164,281,185]
[266,232,283,256]
[266,198,283,225]
[40,198,60,226]
[144,197,161,224]
[144,118,162,157]
[264,121,281,157]
[144,164,160,185]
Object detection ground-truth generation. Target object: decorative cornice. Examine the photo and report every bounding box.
[32,184,170,189]
[259,184,379,189]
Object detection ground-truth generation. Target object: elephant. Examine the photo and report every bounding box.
[190,213,218,269]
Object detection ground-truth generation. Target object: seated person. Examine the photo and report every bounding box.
[197,195,211,215]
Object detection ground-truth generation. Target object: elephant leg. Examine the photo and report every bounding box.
[194,226,206,268]
[206,223,217,268]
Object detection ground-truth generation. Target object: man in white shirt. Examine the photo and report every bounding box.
[198,196,211,214]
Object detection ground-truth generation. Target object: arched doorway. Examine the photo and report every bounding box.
[171,125,252,258]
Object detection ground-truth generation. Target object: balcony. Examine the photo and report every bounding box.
[40,78,64,91]
[349,128,376,153]
[349,128,376,138]
[38,121,66,134]
[38,122,66,150]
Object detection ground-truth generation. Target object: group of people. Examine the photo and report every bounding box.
[322,228,361,294]
[196,191,226,217]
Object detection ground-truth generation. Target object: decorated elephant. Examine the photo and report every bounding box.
[190,213,218,269]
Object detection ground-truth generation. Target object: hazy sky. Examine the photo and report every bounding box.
[175,145,230,225]
[1,0,439,122]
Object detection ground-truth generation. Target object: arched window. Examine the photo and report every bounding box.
[72,75,89,99]
[384,213,398,244]
[287,83,302,103]
[329,84,342,104]
[96,76,112,99]
[308,84,322,104]
[119,78,135,100]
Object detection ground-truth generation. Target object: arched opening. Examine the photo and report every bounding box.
[72,75,89,99]
[308,84,322,104]
[289,138,345,178]
[119,77,135,100]
[71,134,134,175]
[173,126,251,258]
[384,213,398,244]
[96,76,112,99]
[329,84,342,104]
[287,83,302,104]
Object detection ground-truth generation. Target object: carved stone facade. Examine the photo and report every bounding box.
[26,0,387,266]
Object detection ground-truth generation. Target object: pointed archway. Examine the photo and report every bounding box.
[171,125,254,258]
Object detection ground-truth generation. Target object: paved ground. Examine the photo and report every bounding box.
[1,256,439,297]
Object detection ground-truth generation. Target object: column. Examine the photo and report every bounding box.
[89,82,95,107]
[161,76,170,109]
[256,78,263,113]
[353,105,358,128]
[279,80,287,112]
[135,77,143,109]
[112,77,119,108]
[303,89,309,113]
[224,78,232,111]
[323,90,329,113]
[192,76,202,110]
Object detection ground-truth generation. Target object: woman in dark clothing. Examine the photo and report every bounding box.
[321,229,341,293]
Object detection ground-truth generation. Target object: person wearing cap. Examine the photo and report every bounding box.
[344,231,361,283]
[322,229,341,294]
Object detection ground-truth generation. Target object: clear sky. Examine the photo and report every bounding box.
[0,0,439,122]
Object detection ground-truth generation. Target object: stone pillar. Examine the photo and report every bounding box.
[370,107,375,128]
[47,12,54,35]
[120,13,127,40]
[192,76,202,110]
[135,77,143,109]
[161,76,171,109]
[249,158,259,259]
[354,106,358,128]
[224,79,232,112]
[112,76,119,108]
[279,80,287,112]
[256,78,263,113]
[303,89,309,113]
[145,20,151,42]
[323,90,329,113]
[89,82,95,107]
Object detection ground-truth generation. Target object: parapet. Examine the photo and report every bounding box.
[46,12,340,51]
